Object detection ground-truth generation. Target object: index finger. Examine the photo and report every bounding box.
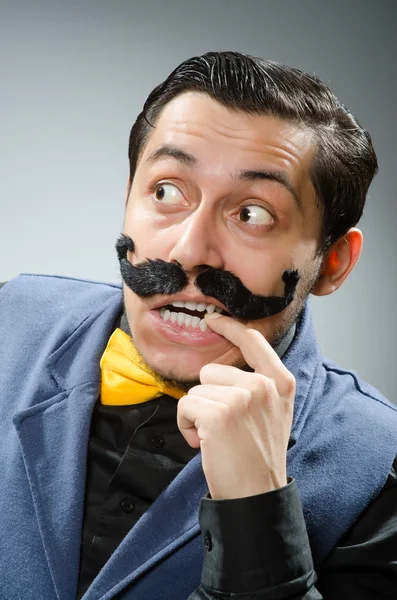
[205,313,285,377]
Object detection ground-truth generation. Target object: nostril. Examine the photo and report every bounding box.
[171,259,183,268]
[170,259,188,273]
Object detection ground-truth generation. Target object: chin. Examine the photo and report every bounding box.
[142,346,211,382]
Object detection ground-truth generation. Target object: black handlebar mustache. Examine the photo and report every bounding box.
[116,234,299,321]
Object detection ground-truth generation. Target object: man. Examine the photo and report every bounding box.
[0,51,396,600]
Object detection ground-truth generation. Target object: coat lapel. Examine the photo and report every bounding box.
[82,454,208,600]
[13,290,122,600]
[14,383,98,600]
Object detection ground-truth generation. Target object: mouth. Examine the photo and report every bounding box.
[154,300,231,333]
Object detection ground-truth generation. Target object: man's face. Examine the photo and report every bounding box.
[123,92,323,383]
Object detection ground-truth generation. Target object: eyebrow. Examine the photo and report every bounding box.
[146,145,302,211]
[146,145,197,167]
[236,169,302,212]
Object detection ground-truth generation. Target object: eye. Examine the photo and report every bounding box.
[153,183,185,205]
[239,205,273,226]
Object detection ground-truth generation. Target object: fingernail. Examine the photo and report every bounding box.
[205,312,223,320]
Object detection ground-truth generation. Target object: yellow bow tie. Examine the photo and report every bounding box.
[100,328,184,406]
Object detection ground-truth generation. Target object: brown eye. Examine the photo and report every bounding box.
[153,183,184,205]
[239,205,273,225]
[240,207,252,222]
[156,186,165,200]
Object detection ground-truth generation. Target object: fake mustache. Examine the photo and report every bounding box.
[116,234,299,321]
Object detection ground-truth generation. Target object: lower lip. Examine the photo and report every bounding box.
[148,309,222,346]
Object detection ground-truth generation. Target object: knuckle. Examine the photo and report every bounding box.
[214,402,232,428]
[234,386,248,400]
[177,394,186,408]
[199,363,217,384]
[256,374,276,397]
[235,387,252,409]
[250,373,270,397]
[187,385,201,396]
[265,378,278,398]
[199,363,213,382]
[281,372,296,397]
[225,388,252,418]
[246,328,264,344]
[178,393,191,410]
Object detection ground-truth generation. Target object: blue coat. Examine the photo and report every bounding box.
[1,274,397,600]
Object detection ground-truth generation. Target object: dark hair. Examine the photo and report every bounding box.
[128,51,378,252]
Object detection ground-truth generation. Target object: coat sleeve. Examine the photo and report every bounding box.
[188,459,397,599]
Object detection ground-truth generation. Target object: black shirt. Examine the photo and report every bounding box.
[78,397,198,598]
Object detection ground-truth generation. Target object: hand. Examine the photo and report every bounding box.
[177,313,296,500]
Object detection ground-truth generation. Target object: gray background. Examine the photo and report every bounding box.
[1,0,396,399]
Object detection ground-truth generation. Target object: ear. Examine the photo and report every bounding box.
[312,228,363,296]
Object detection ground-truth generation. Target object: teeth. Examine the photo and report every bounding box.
[184,301,197,311]
[169,300,222,314]
[199,319,208,332]
[160,308,209,332]
[191,316,200,329]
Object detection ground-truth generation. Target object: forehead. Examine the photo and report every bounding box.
[139,92,315,179]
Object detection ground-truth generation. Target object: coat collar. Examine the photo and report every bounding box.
[283,303,320,444]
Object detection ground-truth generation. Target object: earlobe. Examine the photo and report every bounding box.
[312,228,363,297]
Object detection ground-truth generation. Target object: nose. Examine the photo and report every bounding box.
[168,205,224,274]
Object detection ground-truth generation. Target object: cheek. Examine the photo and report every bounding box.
[226,253,289,297]
[242,239,320,297]
[124,201,163,260]
[124,193,185,263]
[225,231,315,297]
[124,196,151,236]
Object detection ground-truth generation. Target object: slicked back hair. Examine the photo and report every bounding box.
[128,52,378,252]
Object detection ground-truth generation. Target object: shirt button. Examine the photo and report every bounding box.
[151,434,165,448]
[204,532,213,552]
[120,498,136,513]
